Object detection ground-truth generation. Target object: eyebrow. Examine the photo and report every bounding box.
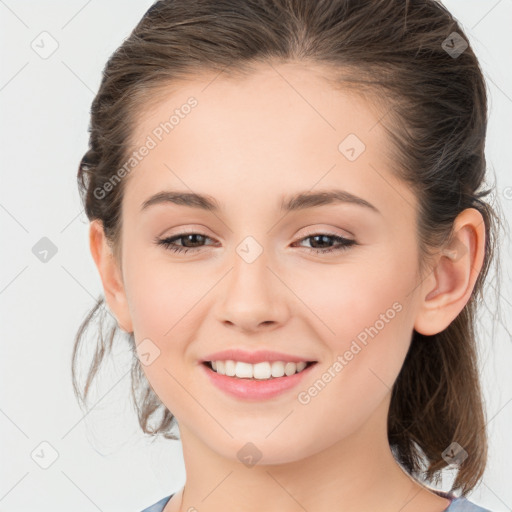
[140,189,380,214]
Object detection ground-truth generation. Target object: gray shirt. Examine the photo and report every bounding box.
[139,491,494,512]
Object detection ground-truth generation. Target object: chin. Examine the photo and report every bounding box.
[209,434,310,467]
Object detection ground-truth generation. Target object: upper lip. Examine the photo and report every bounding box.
[202,349,317,364]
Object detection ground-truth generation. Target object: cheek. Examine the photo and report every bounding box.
[123,252,212,400]
[292,251,417,403]
[289,253,414,347]
[123,247,204,339]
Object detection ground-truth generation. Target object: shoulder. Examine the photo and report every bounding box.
[139,494,173,512]
[446,496,494,511]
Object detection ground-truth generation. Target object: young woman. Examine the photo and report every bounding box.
[72,1,503,511]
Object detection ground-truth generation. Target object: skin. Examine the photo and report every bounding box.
[89,61,486,512]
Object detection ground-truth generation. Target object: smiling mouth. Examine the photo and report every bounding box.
[202,360,317,380]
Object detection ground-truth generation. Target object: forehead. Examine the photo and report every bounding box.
[123,61,417,221]
[131,62,384,148]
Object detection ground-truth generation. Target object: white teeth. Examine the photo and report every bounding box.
[225,360,236,376]
[271,361,285,377]
[297,361,307,372]
[235,361,253,378]
[209,360,309,379]
[285,362,298,376]
[253,362,271,379]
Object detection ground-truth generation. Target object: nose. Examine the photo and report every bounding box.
[215,244,290,333]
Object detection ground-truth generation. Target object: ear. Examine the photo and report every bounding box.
[414,208,486,336]
[89,219,133,333]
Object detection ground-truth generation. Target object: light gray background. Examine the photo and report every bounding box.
[1,1,511,511]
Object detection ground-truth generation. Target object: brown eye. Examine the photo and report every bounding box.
[293,233,357,254]
[155,232,357,255]
[156,232,214,254]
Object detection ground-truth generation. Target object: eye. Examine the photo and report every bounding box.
[292,232,357,254]
[155,232,216,254]
[155,231,357,255]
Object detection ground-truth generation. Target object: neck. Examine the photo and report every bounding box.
[165,395,447,512]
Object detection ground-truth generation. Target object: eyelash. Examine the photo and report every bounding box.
[155,231,357,255]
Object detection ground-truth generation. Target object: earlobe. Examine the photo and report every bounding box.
[414,208,485,336]
[89,220,133,333]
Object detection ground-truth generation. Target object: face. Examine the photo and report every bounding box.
[105,61,428,464]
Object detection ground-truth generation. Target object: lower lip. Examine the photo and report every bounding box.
[200,362,317,400]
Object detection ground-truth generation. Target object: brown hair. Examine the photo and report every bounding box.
[73,0,505,497]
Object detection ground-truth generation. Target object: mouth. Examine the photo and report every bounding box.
[200,359,318,400]
[202,360,318,380]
